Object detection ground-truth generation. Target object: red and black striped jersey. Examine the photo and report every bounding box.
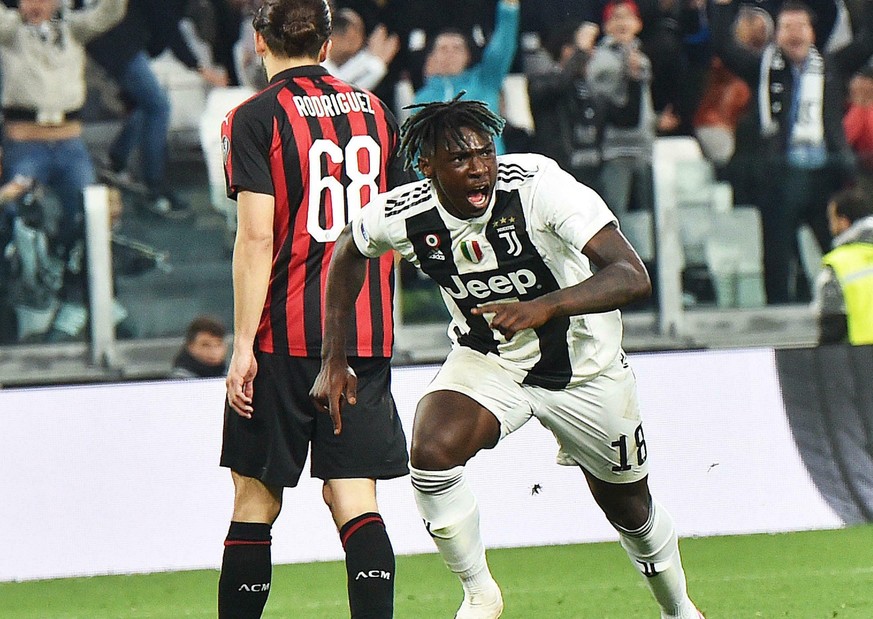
[222,65,409,358]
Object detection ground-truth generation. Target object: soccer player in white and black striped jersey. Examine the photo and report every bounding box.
[312,95,705,619]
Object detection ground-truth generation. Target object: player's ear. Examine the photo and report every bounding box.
[418,156,434,178]
[319,39,332,63]
[254,30,268,57]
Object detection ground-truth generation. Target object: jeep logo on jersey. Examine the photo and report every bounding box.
[444,269,538,300]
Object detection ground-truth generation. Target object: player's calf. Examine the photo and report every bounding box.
[340,512,396,618]
[411,466,502,617]
[218,521,272,619]
[612,500,700,619]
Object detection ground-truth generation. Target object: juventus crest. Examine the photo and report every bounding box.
[493,216,522,257]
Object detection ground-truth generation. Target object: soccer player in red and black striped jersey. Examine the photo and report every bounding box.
[218,2,410,617]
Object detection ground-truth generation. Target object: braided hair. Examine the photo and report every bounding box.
[252,0,332,59]
[398,93,506,171]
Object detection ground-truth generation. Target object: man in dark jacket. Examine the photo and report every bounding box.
[527,21,642,189]
[710,0,873,304]
[86,0,226,218]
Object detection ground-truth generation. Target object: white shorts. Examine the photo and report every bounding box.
[423,347,649,483]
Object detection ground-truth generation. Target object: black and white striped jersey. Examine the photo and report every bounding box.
[352,153,624,388]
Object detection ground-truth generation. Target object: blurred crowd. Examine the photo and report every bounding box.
[0,0,872,346]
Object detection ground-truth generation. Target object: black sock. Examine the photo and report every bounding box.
[218,522,272,619]
[340,512,395,619]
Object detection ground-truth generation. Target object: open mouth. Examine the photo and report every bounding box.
[467,184,490,208]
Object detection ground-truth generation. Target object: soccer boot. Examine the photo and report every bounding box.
[454,583,503,619]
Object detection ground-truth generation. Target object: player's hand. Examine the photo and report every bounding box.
[310,358,358,435]
[226,349,258,419]
[471,299,552,340]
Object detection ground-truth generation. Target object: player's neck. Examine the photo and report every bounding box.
[264,55,321,80]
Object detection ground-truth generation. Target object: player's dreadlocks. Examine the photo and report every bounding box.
[398,92,506,170]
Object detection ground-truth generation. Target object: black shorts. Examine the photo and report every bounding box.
[220,353,409,487]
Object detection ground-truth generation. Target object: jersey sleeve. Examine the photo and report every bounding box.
[222,102,275,199]
[535,160,617,250]
[351,193,394,258]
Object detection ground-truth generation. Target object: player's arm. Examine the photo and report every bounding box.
[473,223,650,340]
[226,190,274,418]
[310,224,370,435]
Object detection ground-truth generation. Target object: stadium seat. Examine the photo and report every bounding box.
[653,137,766,309]
[674,159,715,210]
[704,207,766,308]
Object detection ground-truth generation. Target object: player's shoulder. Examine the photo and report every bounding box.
[380,178,434,220]
[496,153,559,190]
[230,82,284,123]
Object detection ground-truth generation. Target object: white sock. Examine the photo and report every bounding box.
[411,466,496,595]
[614,500,697,619]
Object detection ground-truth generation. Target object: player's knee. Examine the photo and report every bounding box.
[411,423,478,469]
[231,473,282,523]
[322,481,334,510]
[410,465,464,496]
[615,500,678,563]
[322,479,378,526]
[588,475,651,530]
[410,465,474,533]
[410,438,458,470]
[604,495,651,531]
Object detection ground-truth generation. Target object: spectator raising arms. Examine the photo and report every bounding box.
[413,0,520,154]
[87,0,228,220]
[710,0,873,304]
[322,7,399,91]
[527,21,643,189]
[587,0,660,220]
[693,6,774,167]
[0,0,126,252]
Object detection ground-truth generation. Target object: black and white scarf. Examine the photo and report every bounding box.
[758,43,825,148]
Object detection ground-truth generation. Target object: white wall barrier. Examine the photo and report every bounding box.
[0,348,841,582]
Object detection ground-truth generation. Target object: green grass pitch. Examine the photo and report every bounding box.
[3,525,873,618]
